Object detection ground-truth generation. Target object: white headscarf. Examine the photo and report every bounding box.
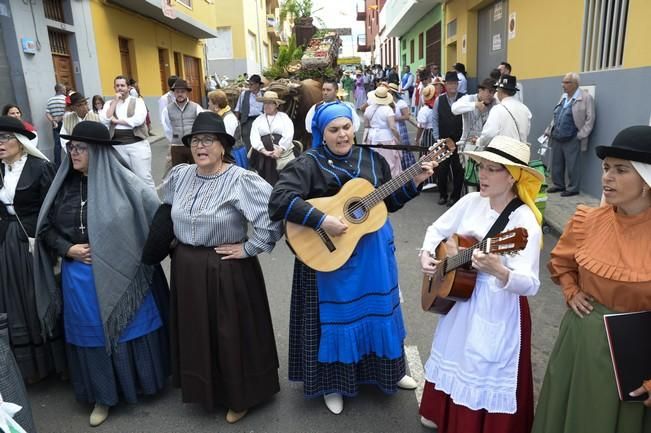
[631,161,651,187]
[14,133,48,161]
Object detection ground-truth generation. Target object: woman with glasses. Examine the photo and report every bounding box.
[0,116,63,384]
[33,121,169,427]
[156,112,283,423]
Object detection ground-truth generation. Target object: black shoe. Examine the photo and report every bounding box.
[437,197,448,205]
[561,190,579,197]
[547,186,565,193]
[447,198,457,207]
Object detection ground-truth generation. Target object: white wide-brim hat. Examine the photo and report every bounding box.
[368,87,393,105]
[463,135,544,182]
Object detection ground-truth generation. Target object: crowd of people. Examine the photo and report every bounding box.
[0,58,648,433]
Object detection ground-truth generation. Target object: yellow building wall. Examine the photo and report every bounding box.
[214,1,247,58]
[623,0,651,68]
[172,0,218,28]
[90,0,205,97]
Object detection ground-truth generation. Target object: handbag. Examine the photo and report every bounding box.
[276,143,295,171]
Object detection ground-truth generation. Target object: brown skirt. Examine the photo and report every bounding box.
[170,243,279,412]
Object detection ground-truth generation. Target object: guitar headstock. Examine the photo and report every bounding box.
[486,227,529,255]
[424,138,456,164]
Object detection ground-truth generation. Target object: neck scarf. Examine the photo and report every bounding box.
[217,105,232,117]
[632,161,651,187]
[505,165,543,226]
[311,101,353,148]
[14,133,48,161]
[33,145,160,351]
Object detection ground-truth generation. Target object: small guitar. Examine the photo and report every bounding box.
[421,227,529,314]
[284,138,456,272]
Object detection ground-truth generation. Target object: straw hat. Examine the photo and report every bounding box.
[463,135,544,182]
[368,86,393,105]
[421,85,437,102]
[386,83,402,95]
[432,76,446,86]
[256,90,285,105]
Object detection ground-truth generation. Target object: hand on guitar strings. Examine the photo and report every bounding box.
[471,249,510,286]
[414,161,438,185]
[214,243,246,260]
[321,215,348,237]
[420,251,440,276]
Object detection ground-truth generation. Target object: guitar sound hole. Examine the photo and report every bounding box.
[345,200,368,223]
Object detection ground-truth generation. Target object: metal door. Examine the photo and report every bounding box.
[476,1,508,80]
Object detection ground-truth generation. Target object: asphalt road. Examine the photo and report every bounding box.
[26,137,568,433]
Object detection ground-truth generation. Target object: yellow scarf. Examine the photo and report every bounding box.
[505,166,543,226]
[217,105,232,117]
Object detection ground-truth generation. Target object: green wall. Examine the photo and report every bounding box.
[399,5,442,73]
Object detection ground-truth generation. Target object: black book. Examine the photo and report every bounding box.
[603,310,651,401]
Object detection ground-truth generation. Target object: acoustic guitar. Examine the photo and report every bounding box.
[284,139,455,272]
[421,227,529,314]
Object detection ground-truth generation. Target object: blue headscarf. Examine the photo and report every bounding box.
[311,101,353,148]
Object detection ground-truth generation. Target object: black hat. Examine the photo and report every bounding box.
[444,71,459,82]
[0,115,36,140]
[494,74,519,92]
[171,79,192,91]
[248,74,262,84]
[453,62,466,74]
[60,121,122,146]
[67,92,88,106]
[596,126,651,164]
[477,78,496,90]
[181,111,235,147]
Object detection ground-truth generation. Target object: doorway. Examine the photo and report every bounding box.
[476,1,508,80]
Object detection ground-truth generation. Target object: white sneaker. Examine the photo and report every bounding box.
[323,393,343,414]
[397,375,417,390]
[420,416,438,429]
[89,404,109,427]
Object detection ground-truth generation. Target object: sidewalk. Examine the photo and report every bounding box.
[543,191,600,235]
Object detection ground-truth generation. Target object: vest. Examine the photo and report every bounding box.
[167,101,200,145]
[552,101,578,142]
[240,90,252,123]
[63,111,100,135]
[437,93,464,142]
[108,97,148,141]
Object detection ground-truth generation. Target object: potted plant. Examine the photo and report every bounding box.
[279,0,322,46]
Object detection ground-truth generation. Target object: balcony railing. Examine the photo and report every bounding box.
[357,2,366,21]
[357,34,370,52]
[44,0,66,23]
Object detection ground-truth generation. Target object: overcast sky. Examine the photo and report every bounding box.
[311,0,369,60]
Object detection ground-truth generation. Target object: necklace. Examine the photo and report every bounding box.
[79,177,87,234]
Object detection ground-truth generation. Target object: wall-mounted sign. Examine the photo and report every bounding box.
[462,34,467,54]
[494,1,503,21]
[508,12,517,39]
[162,0,176,19]
[492,34,502,51]
[21,38,36,54]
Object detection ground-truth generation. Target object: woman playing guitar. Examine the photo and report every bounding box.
[268,101,436,415]
[418,136,544,433]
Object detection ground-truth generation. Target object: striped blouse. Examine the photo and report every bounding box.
[161,163,283,256]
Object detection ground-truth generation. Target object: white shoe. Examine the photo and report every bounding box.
[323,393,343,414]
[397,375,417,390]
[420,416,438,429]
[89,404,109,427]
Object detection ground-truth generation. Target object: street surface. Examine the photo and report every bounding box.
[27,136,568,433]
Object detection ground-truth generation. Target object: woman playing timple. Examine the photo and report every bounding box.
[33,121,169,427]
[269,101,436,415]
[532,125,651,433]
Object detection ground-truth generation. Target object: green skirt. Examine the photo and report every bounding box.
[532,303,651,433]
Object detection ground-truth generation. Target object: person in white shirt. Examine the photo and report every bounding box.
[100,75,155,189]
[363,86,402,177]
[498,62,524,102]
[453,63,468,94]
[235,74,264,152]
[419,136,543,432]
[158,75,178,126]
[416,85,438,190]
[249,90,294,185]
[305,78,360,134]
[476,75,532,149]
[161,79,204,166]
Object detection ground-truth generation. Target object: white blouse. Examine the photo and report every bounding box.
[421,192,542,414]
[0,155,28,215]
[249,112,294,151]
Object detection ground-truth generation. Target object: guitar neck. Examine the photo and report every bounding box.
[443,239,488,273]
[363,148,443,208]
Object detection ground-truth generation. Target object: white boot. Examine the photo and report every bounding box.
[420,416,438,429]
[89,404,109,427]
[397,375,417,390]
[323,393,343,414]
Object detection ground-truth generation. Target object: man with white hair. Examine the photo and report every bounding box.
[544,72,595,197]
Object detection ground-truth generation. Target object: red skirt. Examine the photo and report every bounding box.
[419,296,534,433]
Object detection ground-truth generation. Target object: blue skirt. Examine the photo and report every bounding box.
[232,146,249,169]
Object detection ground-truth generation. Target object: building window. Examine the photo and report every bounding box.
[402,39,406,50]
[248,31,258,63]
[177,0,193,8]
[581,0,629,71]
[447,19,457,39]
[118,37,134,79]
[44,0,66,23]
[418,32,424,59]
[410,39,414,63]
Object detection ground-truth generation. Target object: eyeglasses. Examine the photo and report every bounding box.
[0,134,16,143]
[66,143,88,154]
[190,137,218,148]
